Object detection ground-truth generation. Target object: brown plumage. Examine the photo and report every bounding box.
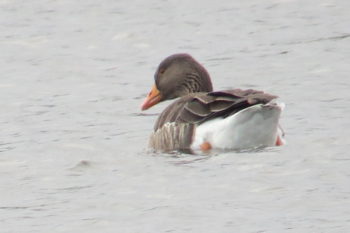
[141,53,281,152]
[154,89,277,131]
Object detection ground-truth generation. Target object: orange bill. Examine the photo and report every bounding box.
[141,84,162,110]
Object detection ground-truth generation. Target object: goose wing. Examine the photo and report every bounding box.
[154,89,277,131]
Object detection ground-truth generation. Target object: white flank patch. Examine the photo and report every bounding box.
[191,102,284,150]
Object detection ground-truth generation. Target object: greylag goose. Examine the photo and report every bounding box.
[141,53,285,152]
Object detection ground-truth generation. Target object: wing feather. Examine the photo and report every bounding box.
[154,89,278,131]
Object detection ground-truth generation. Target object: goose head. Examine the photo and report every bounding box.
[141,53,213,110]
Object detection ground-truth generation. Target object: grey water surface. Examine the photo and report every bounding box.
[1,0,350,232]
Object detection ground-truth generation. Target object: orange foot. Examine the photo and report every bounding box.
[276,136,284,146]
[200,141,212,151]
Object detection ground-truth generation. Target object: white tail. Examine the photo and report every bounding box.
[191,102,284,150]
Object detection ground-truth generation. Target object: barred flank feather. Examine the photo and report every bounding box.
[149,123,194,151]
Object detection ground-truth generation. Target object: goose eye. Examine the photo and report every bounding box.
[158,69,165,75]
